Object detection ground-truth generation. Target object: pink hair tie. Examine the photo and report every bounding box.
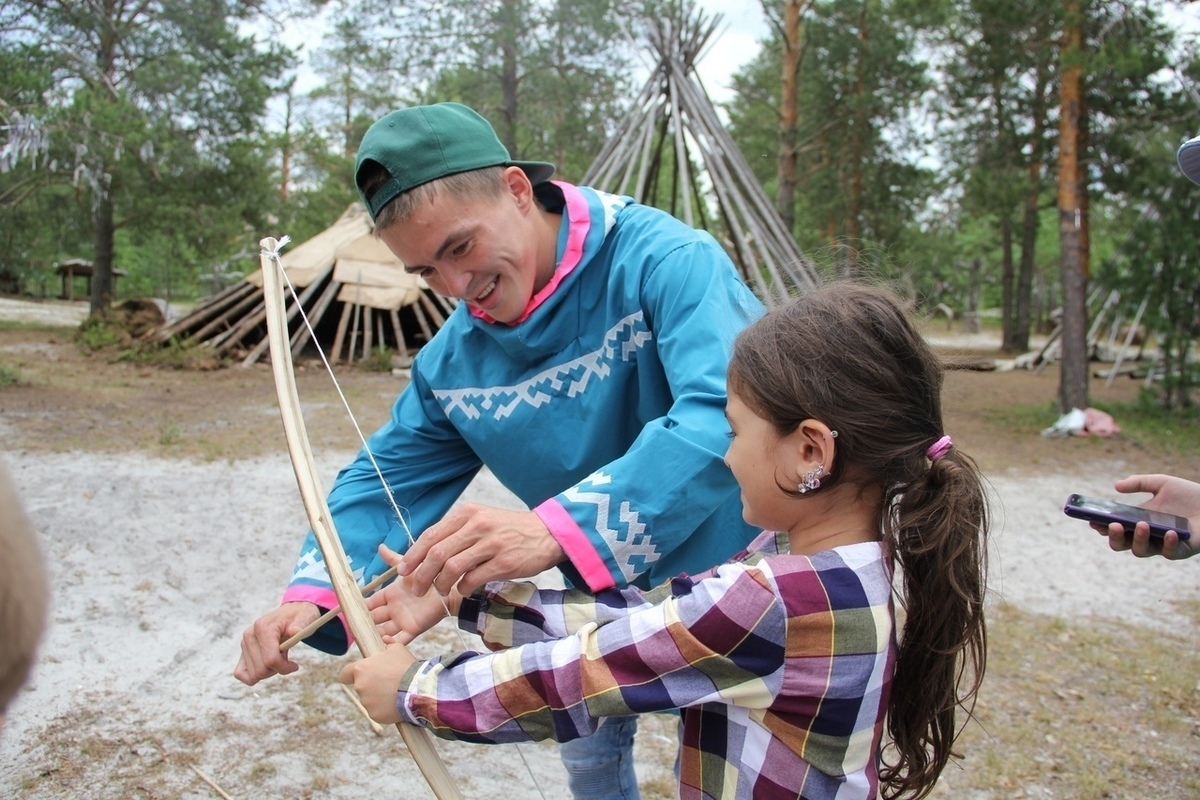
[926,435,953,461]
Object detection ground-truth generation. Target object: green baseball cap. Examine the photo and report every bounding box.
[355,102,556,221]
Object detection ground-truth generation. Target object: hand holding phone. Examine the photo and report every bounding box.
[1064,493,1192,541]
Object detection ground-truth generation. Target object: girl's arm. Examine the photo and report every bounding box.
[399,563,787,743]
[367,540,698,649]
[370,537,770,651]
[462,576,681,649]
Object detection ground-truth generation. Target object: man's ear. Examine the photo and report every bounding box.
[502,166,534,212]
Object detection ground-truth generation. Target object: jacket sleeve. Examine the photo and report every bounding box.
[397,562,786,744]
[458,576,681,649]
[282,359,483,654]
[534,235,763,591]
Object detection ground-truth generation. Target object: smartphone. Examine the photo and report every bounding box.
[1064,493,1192,541]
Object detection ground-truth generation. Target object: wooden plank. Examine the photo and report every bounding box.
[153,281,253,343]
[347,302,362,362]
[412,300,434,344]
[227,271,328,361]
[362,306,374,358]
[335,283,420,310]
[333,257,424,290]
[417,292,446,328]
[331,302,353,364]
[291,280,342,359]
[185,289,261,346]
[389,308,410,356]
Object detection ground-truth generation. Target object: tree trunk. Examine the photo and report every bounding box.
[844,0,870,279]
[281,88,295,206]
[1000,215,1015,349]
[776,0,810,232]
[1014,59,1050,354]
[498,0,520,156]
[90,9,118,316]
[964,257,982,333]
[1056,0,1088,413]
[1078,86,1091,279]
[90,192,116,315]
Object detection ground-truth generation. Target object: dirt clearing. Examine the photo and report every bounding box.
[3,307,1200,799]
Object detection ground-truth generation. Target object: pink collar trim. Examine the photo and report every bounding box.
[469,181,589,325]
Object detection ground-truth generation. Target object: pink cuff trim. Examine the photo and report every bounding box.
[281,584,355,649]
[535,498,616,592]
[470,181,591,325]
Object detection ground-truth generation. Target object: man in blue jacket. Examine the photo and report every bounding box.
[236,102,763,798]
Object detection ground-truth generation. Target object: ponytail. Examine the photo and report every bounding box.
[879,447,989,799]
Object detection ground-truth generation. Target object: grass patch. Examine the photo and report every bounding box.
[361,343,397,373]
[930,604,1200,798]
[115,336,224,370]
[981,391,1200,456]
[0,363,21,386]
[158,421,182,446]
[983,398,1060,437]
[0,318,66,333]
[74,315,125,352]
[1090,390,1200,455]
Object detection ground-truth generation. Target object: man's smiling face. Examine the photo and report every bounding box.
[379,170,548,325]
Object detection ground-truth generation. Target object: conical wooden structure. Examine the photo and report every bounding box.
[151,205,455,365]
[582,2,816,305]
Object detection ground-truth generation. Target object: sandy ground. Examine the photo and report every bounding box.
[0,451,614,798]
[2,449,1197,800]
[1,297,1198,798]
[0,297,88,327]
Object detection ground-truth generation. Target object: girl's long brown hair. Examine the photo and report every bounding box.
[728,282,988,799]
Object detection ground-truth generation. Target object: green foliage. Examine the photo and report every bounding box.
[306,16,408,159]
[361,344,396,373]
[0,364,22,387]
[0,1,294,311]
[726,0,934,281]
[158,421,182,446]
[981,388,1200,457]
[74,316,124,352]
[725,0,1193,365]
[2,0,1196,347]
[1091,390,1200,454]
[339,0,641,180]
[1095,71,1200,411]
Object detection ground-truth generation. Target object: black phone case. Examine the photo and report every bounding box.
[1064,494,1191,540]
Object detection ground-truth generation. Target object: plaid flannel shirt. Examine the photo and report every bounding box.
[398,531,896,799]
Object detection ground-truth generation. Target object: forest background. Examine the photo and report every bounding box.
[3,0,1200,413]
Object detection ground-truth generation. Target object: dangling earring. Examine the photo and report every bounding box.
[798,464,825,494]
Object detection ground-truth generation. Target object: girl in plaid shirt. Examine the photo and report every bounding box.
[343,283,989,799]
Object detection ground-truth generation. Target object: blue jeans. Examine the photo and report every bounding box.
[559,715,640,799]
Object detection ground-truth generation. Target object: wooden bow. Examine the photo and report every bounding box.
[258,237,462,800]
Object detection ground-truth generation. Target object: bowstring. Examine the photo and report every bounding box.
[265,238,549,800]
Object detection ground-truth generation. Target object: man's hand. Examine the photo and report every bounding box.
[1095,474,1200,561]
[234,602,321,686]
[397,504,565,596]
[339,643,416,725]
[366,544,461,644]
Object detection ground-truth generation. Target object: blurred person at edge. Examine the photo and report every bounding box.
[0,459,49,733]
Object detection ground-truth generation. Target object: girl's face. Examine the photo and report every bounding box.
[723,389,801,534]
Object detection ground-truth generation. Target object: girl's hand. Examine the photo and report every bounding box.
[366,544,463,644]
[338,643,416,725]
[1096,474,1200,560]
